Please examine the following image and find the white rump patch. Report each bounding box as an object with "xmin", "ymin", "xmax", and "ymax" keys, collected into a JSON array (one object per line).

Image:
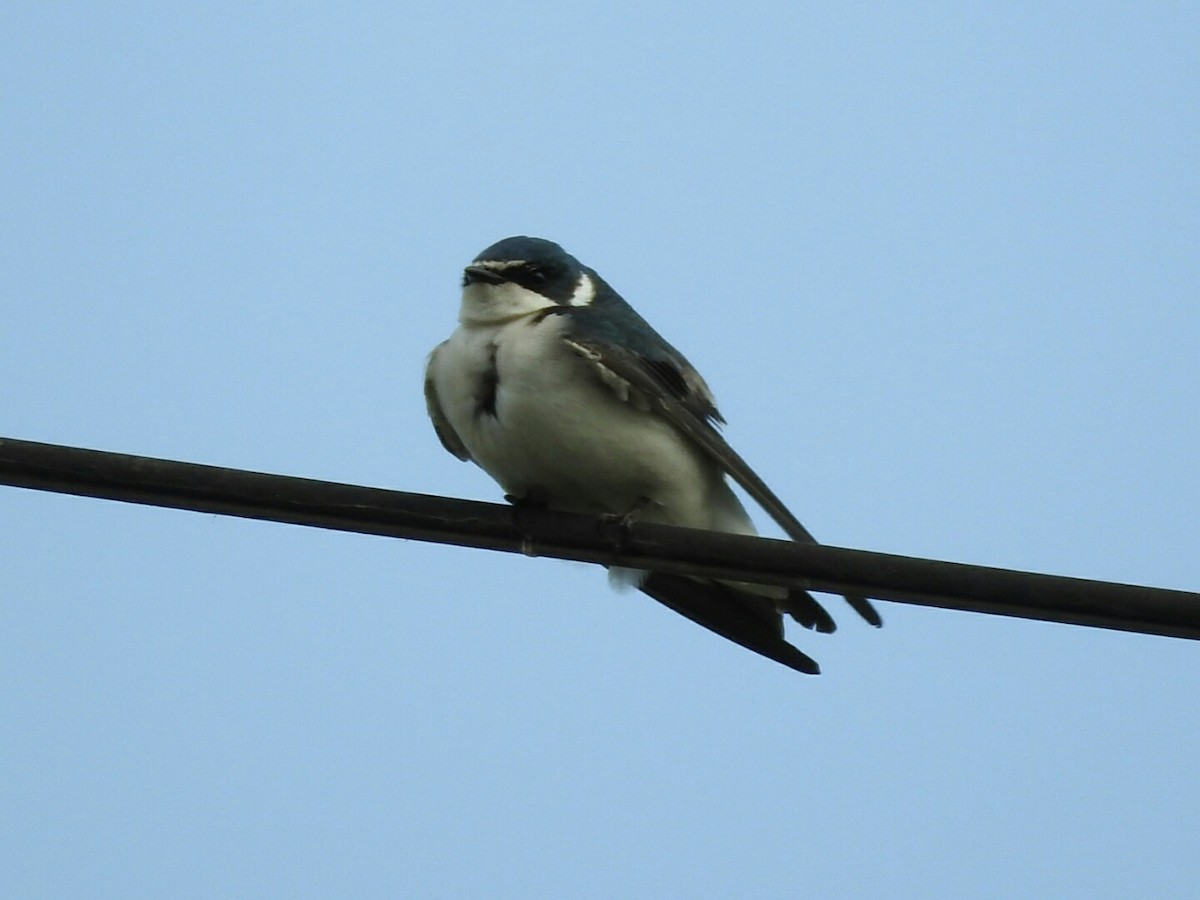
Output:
[{"xmin": 608, "ymin": 566, "xmax": 649, "ymax": 592}]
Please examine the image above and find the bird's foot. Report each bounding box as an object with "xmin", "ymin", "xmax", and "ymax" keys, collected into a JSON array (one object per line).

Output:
[
  {"xmin": 597, "ymin": 496, "xmax": 653, "ymax": 557},
  {"xmin": 505, "ymin": 493, "xmax": 548, "ymax": 556}
]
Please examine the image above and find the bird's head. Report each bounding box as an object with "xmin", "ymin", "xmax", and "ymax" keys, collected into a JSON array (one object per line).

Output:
[{"xmin": 459, "ymin": 236, "xmax": 597, "ymax": 324}]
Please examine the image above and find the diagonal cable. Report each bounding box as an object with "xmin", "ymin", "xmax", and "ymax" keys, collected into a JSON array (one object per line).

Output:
[{"xmin": 1, "ymin": 436, "xmax": 1196, "ymax": 639}]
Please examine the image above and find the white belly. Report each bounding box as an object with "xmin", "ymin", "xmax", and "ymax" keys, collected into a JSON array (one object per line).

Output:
[{"xmin": 429, "ymin": 313, "xmax": 755, "ymax": 534}]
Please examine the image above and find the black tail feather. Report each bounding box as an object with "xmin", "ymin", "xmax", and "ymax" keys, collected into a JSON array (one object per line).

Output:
[
  {"xmin": 782, "ymin": 588, "xmax": 838, "ymax": 633},
  {"xmin": 845, "ymin": 593, "xmax": 883, "ymax": 628},
  {"xmin": 640, "ymin": 573, "xmax": 821, "ymax": 675}
]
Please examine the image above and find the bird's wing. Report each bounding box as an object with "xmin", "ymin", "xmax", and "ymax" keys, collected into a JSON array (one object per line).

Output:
[
  {"xmin": 424, "ymin": 343, "xmax": 473, "ymax": 462},
  {"xmin": 561, "ymin": 314, "xmax": 882, "ymax": 628}
]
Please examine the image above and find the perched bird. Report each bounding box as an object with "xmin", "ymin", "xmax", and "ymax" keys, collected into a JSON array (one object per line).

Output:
[{"xmin": 424, "ymin": 236, "xmax": 880, "ymax": 674}]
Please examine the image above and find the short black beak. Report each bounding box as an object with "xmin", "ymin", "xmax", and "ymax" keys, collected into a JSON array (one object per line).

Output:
[{"xmin": 462, "ymin": 264, "xmax": 505, "ymax": 286}]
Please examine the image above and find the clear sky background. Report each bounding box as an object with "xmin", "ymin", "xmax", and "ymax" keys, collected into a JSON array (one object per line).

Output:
[{"xmin": 2, "ymin": 4, "xmax": 1197, "ymax": 898}]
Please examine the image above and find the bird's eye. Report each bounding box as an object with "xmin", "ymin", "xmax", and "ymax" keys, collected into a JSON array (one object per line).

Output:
[{"xmin": 526, "ymin": 265, "xmax": 549, "ymax": 284}]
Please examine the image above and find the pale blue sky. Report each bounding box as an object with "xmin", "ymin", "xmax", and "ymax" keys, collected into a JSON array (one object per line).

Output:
[{"xmin": 2, "ymin": 4, "xmax": 1198, "ymax": 897}]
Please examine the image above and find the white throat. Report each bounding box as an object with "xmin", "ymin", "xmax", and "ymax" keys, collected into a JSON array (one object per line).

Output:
[{"xmin": 458, "ymin": 282, "xmax": 556, "ymax": 326}]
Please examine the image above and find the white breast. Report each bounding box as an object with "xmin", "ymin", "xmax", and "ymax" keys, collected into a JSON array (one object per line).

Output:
[{"xmin": 427, "ymin": 312, "xmax": 755, "ymax": 535}]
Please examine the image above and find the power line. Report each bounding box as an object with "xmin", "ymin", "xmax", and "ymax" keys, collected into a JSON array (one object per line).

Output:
[{"xmin": 1, "ymin": 435, "xmax": 1197, "ymax": 640}]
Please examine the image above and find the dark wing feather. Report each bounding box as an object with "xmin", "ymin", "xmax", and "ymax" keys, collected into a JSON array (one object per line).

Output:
[{"xmin": 562, "ymin": 299, "xmax": 882, "ymax": 629}]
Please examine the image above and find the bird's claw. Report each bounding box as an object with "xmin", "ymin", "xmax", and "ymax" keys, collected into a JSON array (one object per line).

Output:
[
  {"xmin": 505, "ymin": 493, "xmax": 548, "ymax": 556},
  {"xmin": 597, "ymin": 497, "xmax": 653, "ymax": 556}
]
